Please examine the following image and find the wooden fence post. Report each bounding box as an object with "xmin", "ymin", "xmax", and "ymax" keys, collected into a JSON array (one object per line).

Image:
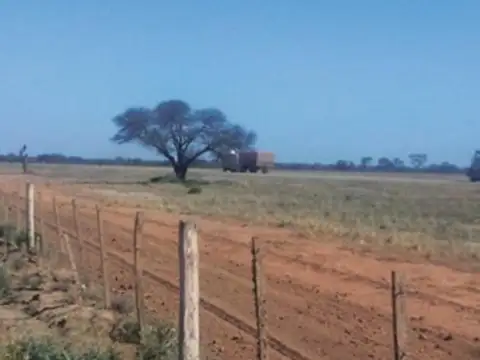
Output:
[
  {"xmin": 133, "ymin": 212, "xmax": 146, "ymax": 335},
  {"xmin": 3, "ymin": 193, "xmax": 9, "ymax": 224},
  {"xmin": 4, "ymin": 194, "xmax": 10, "ymax": 256},
  {"xmin": 63, "ymin": 233, "xmax": 82, "ymax": 304},
  {"xmin": 52, "ymin": 196, "xmax": 65, "ymax": 253},
  {"xmin": 71, "ymin": 199, "xmax": 84, "ymax": 268},
  {"xmin": 0, "ymin": 191, "xmax": 6, "ymax": 224},
  {"xmin": 178, "ymin": 220, "xmax": 200, "ymax": 360},
  {"xmin": 15, "ymin": 190, "xmax": 21, "ymax": 231},
  {"xmin": 251, "ymin": 237, "xmax": 269, "ymax": 360},
  {"xmin": 36, "ymin": 192, "xmax": 45, "ymax": 256},
  {"xmin": 26, "ymin": 182, "xmax": 35, "ymax": 251},
  {"xmin": 0, "ymin": 192, "xmax": 8, "ymax": 257},
  {"xmin": 391, "ymin": 271, "xmax": 407, "ymax": 360},
  {"xmin": 96, "ymin": 205, "xmax": 111, "ymax": 309}
]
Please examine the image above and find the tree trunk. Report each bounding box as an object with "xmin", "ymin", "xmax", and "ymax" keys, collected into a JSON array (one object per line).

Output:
[{"xmin": 174, "ymin": 164, "xmax": 188, "ymax": 181}]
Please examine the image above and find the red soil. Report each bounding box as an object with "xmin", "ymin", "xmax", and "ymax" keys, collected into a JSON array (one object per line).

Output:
[{"xmin": 2, "ymin": 178, "xmax": 479, "ymax": 360}]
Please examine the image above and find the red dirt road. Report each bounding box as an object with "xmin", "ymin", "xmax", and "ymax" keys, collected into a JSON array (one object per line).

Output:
[{"xmin": 3, "ymin": 180, "xmax": 480, "ymax": 360}]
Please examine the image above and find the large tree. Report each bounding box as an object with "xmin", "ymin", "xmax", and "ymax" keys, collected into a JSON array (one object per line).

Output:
[{"xmin": 111, "ymin": 99, "xmax": 257, "ymax": 180}]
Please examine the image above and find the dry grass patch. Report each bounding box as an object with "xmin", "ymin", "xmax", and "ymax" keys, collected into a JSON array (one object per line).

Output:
[
  {"xmin": 5, "ymin": 163, "xmax": 480, "ymax": 257},
  {"xmin": 111, "ymin": 294, "xmax": 134, "ymax": 314},
  {"xmin": 77, "ymin": 171, "xmax": 480, "ymax": 255}
]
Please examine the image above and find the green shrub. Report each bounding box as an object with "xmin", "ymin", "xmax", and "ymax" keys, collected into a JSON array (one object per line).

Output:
[
  {"xmin": 0, "ymin": 223, "xmax": 16, "ymax": 243},
  {"xmin": 0, "ymin": 337, "xmax": 121, "ymax": 359},
  {"xmin": 110, "ymin": 294, "xmax": 134, "ymax": 315},
  {"xmin": 139, "ymin": 321, "xmax": 177, "ymax": 360},
  {"xmin": 0, "ymin": 265, "xmax": 11, "ymax": 298},
  {"xmin": 110, "ymin": 317, "xmax": 177, "ymax": 360},
  {"xmin": 13, "ymin": 230, "xmax": 29, "ymax": 248}
]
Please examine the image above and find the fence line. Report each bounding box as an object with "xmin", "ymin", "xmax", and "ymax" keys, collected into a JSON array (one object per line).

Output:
[{"xmin": 0, "ymin": 184, "xmax": 412, "ymax": 360}]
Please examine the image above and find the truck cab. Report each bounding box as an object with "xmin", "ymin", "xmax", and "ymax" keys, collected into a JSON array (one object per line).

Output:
[{"xmin": 221, "ymin": 150, "xmax": 240, "ymax": 172}]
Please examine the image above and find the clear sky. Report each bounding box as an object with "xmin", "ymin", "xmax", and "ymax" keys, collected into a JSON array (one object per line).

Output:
[{"xmin": 0, "ymin": 1, "xmax": 479, "ymax": 165}]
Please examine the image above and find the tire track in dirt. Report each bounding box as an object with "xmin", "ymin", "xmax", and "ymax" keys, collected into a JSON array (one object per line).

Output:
[
  {"xmin": 32, "ymin": 182, "xmax": 480, "ymax": 311},
  {"xmin": 57, "ymin": 232, "xmax": 259, "ymax": 360},
  {"xmin": 94, "ymin": 208, "xmax": 480, "ymax": 316},
  {"xmin": 79, "ymin": 208, "xmax": 480, "ymax": 318},
  {"xmin": 148, "ymin": 217, "xmax": 480, "ymax": 312},
  {"xmin": 40, "ymin": 207, "xmax": 314, "ymax": 360},
  {"xmin": 68, "ymin": 207, "xmax": 478, "ymax": 360},
  {"xmin": 45, "ymin": 208, "xmax": 480, "ymax": 360},
  {"xmin": 37, "ymin": 199, "xmax": 391, "ymax": 359},
  {"xmin": 97, "ymin": 218, "xmax": 395, "ymax": 359}
]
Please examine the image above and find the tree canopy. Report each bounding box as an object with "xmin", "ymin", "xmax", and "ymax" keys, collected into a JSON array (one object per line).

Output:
[{"xmin": 110, "ymin": 99, "xmax": 257, "ymax": 180}]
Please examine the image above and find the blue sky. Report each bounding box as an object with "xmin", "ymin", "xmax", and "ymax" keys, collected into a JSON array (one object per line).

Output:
[{"xmin": 0, "ymin": 1, "xmax": 479, "ymax": 165}]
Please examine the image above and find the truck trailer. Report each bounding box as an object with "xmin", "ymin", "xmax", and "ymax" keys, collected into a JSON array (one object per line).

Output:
[{"xmin": 221, "ymin": 150, "xmax": 275, "ymax": 173}]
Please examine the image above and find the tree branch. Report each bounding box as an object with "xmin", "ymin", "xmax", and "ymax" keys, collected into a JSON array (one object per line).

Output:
[{"xmin": 185, "ymin": 146, "xmax": 211, "ymax": 167}]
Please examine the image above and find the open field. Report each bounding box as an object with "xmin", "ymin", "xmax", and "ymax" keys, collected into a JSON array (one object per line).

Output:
[
  {"xmin": 0, "ymin": 165, "xmax": 479, "ymax": 359},
  {"xmin": 4, "ymin": 163, "xmax": 479, "ymax": 258}
]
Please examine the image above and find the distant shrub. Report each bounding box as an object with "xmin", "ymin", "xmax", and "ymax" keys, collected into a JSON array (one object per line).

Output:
[{"xmin": 187, "ymin": 186, "xmax": 202, "ymax": 195}]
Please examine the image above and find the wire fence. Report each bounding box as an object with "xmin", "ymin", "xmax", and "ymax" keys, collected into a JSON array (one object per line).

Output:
[{"xmin": 0, "ymin": 181, "xmax": 410, "ymax": 360}]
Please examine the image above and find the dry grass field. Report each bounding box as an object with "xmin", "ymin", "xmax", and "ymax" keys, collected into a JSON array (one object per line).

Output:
[
  {"xmin": 4, "ymin": 162, "xmax": 479, "ymax": 259},
  {"xmin": 1, "ymin": 163, "xmax": 480, "ymax": 360}
]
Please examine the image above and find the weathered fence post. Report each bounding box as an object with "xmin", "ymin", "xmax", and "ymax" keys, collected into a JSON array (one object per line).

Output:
[
  {"xmin": 0, "ymin": 191, "xmax": 5, "ymax": 224},
  {"xmin": 3, "ymin": 192, "xmax": 9, "ymax": 224},
  {"xmin": 36, "ymin": 192, "xmax": 45, "ymax": 256},
  {"xmin": 71, "ymin": 199, "xmax": 84, "ymax": 268},
  {"xmin": 0, "ymin": 191, "xmax": 8, "ymax": 257},
  {"xmin": 52, "ymin": 196, "xmax": 65, "ymax": 253},
  {"xmin": 63, "ymin": 233, "xmax": 82, "ymax": 304},
  {"xmin": 251, "ymin": 237, "xmax": 269, "ymax": 360},
  {"xmin": 391, "ymin": 271, "xmax": 408, "ymax": 360},
  {"xmin": 96, "ymin": 205, "xmax": 111, "ymax": 309},
  {"xmin": 15, "ymin": 189, "xmax": 21, "ymax": 231},
  {"xmin": 3, "ymin": 193, "xmax": 10, "ymax": 256},
  {"xmin": 26, "ymin": 182, "xmax": 35, "ymax": 251},
  {"xmin": 133, "ymin": 211, "xmax": 146, "ymax": 335},
  {"xmin": 178, "ymin": 220, "xmax": 200, "ymax": 360}
]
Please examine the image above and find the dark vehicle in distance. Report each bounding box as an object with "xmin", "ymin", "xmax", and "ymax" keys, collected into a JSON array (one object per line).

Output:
[{"xmin": 467, "ymin": 150, "xmax": 480, "ymax": 182}]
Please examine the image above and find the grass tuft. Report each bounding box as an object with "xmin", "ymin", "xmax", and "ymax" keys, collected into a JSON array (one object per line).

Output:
[
  {"xmin": 110, "ymin": 294, "xmax": 134, "ymax": 314},
  {"xmin": 0, "ymin": 337, "xmax": 121, "ymax": 360},
  {"xmin": 110, "ymin": 317, "xmax": 177, "ymax": 359},
  {"xmin": 0, "ymin": 265, "xmax": 11, "ymax": 299}
]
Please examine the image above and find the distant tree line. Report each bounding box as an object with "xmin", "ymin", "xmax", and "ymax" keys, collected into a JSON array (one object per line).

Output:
[{"xmin": 0, "ymin": 151, "xmax": 468, "ymax": 174}]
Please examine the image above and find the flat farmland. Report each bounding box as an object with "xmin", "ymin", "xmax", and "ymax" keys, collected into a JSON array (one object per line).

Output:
[
  {"xmin": 8, "ymin": 163, "xmax": 480, "ymax": 255},
  {"xmin": 0, "ymin": 164, "xmax": 479, "ymax": 360}
]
